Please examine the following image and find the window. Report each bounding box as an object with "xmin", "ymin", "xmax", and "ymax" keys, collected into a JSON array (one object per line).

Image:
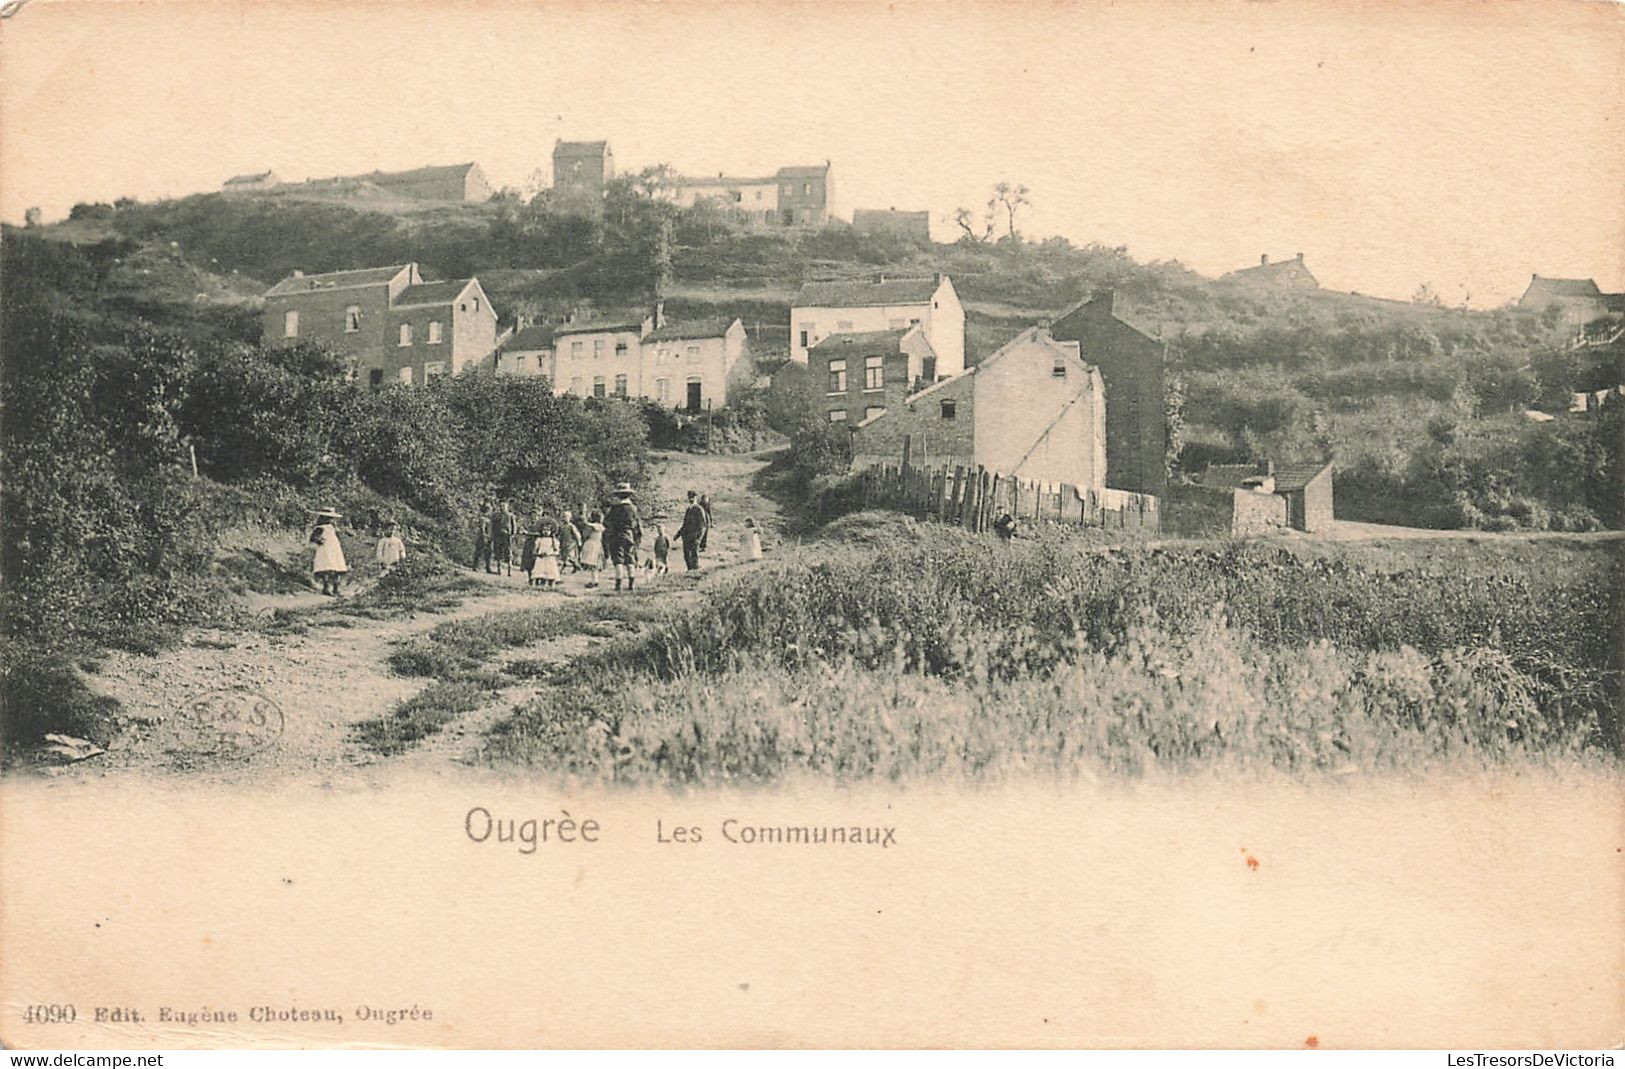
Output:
[
  {"xmin": 571, "ymin": 341, "xmax": 583, "ymax": 357},
  {"xmin": 368, "ymin": 368, "xmax": 384, "ymax": 389},
  {"xmin": 909, "ymin": 318, "xmax": 920, "ymax": 327},
  {"xmin": 827, "ymin": 359, "xmax": 847, "ymax": 394},
  {"xmin": 828, "ymin": 409, "xmax": 847, "ymax": 423},
  {"xmin": 459, "ymin": 303, "xmax": 467, "ymax": 312},
  {"xmin": 932, "ymin": 301, "xmax": 939, "ymax": 309},
  {"xmin": 656, "ymin": 378, "xmax": 670, "ymax": 401},
  {"xmin": 798, "ymin": 323, "xmax": 813, "ymax": 348},
  {"xmin": 686, "ymin": 344, "xmax": 699, "ymax": 357},
  {"xmin": 754, "ymin": 190, "xmax": 762, "ymax": 201},
  {"xmin": 864, "ymin": 355, "xmax": 884, "ymax": 390},
  {"xmin": 592, "ymin": 375, "xmax": 606, "ymax": 398},
  {"xmin": 940, "ymin": 400, "xmax": 957, "ymax": 420},
  {"xmin": 424, "ymin": 361, "xmax": 446, "ymax": 380},
  {"xmin": 593, "ymin": 339, "xmax": 605, "ymax": 358},
  {"xmin": 399, "ymin": 367, "xmax": 413, "ymax": 384},
  {"xmin": 865, "ymin": 406, "xmax": 885, "ymax": 422},
  {"xmin": 615, "ymin": 340, "xmax": 628, "ymax": 357},
  {"xmin": 472, "ymin": 297, "xmax": 480, "ymax": 311},
  {"xmin": 283, "ymin": 310, "xmax": 299, "ymax": 338},
  {"xmin": 428, "ymin": 321, "xmax": 443, "ymax": 344},
  {"xmin": 1052, "ymin": 356, "xmax": 1067, "ymax": 379},
  {"xmin": 345, "ymin": 306, "xmax": 360, "ymax": 332},
  {"xmin": 570, "ymin": 376, "xmax": 583, "ymax": 396},
  {"xmin": 614, "ymin": 373, "xmax": 628, "ymax": 397},
  {"xmin": 782, "ymin": 184, "xmax": 793, "ymax": 197},
  {"xmin": 514, "ymin": 354, "xmax": 528, "ymax": 371},
  {"xmin": 803, "ymin": 182, "xmax": 812, "ymax": 195},
  {"xmin": 398, "ymin": 323, "xmax": 413, "ymax": 347},
  {"xmin": 731, "ymin": 191, "xmax": 742, "ymax": 203}
]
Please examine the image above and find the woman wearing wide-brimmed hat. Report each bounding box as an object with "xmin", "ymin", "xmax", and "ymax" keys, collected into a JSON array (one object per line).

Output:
[
  {"xmin": 601, "ymin": 483, "xmax": 643, "ymax": 593},
  {"xmin": 309, "ymin": 508, "xmax": 349, "ymax": 596}
]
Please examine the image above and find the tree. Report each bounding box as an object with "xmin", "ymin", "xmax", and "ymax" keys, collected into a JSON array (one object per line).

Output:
[
  {"xmin": 953, "ymin": 180, "xmax": 1032, "ymax": 244},
  {"xmin": 1412, "ymin": 282, "xmax": 1444, "ymax": 307},
  {"xmin": 952, "ymin": 204, "xmax": 995, "ymax": 244},
  {"xmin": 991, "ymin": 181, "xmax": 1031, "ymax": 242},
  {"xmin": 23, "ymin": 207, "xmax": 41, "ymax": 228}
]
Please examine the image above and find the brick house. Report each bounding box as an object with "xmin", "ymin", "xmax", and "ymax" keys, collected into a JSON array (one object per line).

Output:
[
  {"xmin": 1222, "ymin": 252, "xmax": 1319, "ymax": 290},
  {"xmin": 852, "ymin": 327, "xmax": 1106, "ymax": 493},
  {"xmin": 263, "ymin": 263, "xmax": 498, "ymax": 386},
  {"xmin": 775, "ymin": 163, "xmax": 834, "ymax": 225},
  {"xmin": 1048, "ymin": 289, "xmax": 1167, "ymax": 496},
  {"xmin": 790, "ymin": 274, "xmax": 964, "ymax": 378},
  {"xmin": 1199, "ymin": 459, "xmax": 1335, "ymax": 533},
  {"xmin": 222, "ymin": 170, "xmax": 279, "ymax": 193},
  {"xmin": 1518, "ymin": 276, "xmax": 1625, "ymax": 329},
  {"xmin": 808, "ymin": 326, "xmax": 937, "ymax": 429},
  {"xmin": 852, "ymin": 208, "xmax": 931, "ymax": 242},
  {"xmin": 540, "ymin": 308, "xmax": 751, "ymax": 411},
  {"xmin": 553, "ymin": 140, "xmax": 614, "ymax": 200}
]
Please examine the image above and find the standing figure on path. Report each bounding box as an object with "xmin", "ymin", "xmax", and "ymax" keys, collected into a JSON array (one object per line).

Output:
[
  {"xmin": 489, "ymin": 500, "xmax": 518, "ymax": 576},
  {"xmin": 519, "ymin": 510, "xmax": 545, "ymax": 584},
  {"xmin": 676, "ymin": 490, "xmax": 707, "ymax": 574},
  {"xmin": 309, "ymin": 508, "xmax": 348, "ymax": 596},
  {"xmin": 698, "ymin": 493, "xmax": 713, "ymax": 551},
  {"xmin": 602, "ymin": 483, "xmax": 644, "ymax": 593},
  {"xmin": 374, "ymin": 523, "xmax": 407, "ymax": 577},
  {"xmin": 578, "ymin": 510, "xmax": 606, "ymax": 588},
  {"xmin": 471, "ymin": 498, "xmax": 494, "ymax": 572},
  {"xmin": 738, "ymin": 517, "xmax": 763, "ymax": 561},
  {"xmin": 557, "ymin": 509, "xmax": 581, "ymax": 573},
  {"xmin": 652, "ymin": 524, "xmax": 671, "ymax": 575},
  {"xmin": 529, "ymin": 522, "xmax": 562, "ymax": 588}
]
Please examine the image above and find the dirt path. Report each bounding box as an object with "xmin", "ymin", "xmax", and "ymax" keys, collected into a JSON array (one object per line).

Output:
[{"xmin": 62, "ymin": 449, "xmax": 790, "ymax": 783}]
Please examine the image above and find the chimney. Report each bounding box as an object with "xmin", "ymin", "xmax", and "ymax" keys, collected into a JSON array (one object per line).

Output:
[
  {"xmin": 1296, "ymin": 252, "xmax": 1304, "ymax": 264},
  {"xmin": 1257, "ymin": 459, "xmax": 1275, "ymax": 477},
  {"xmin": 1088, "ymin": 288, "xmax": 1116, "ymax": 317},
  {"xmin": 1260, "ymin": 253, "xmax": 1270, "ymax": 267},
  {"xmin": 653, "ymin": 299, "xmax": 666, "ymax": 329}
]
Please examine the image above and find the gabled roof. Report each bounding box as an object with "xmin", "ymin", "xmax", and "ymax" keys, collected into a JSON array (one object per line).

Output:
[
  {"xmin": 554, "ymin": 140, "xmax": 610, "ymax": 157},
  {"xmin": 1224, "ymin": 256, "xmax": 1317, "ymax": 284},
  {"xmin": 506, "ymin": 325, "xmax": 558, "ymax": 351},
  {"xmin": 394, "ymin": 279, "xmax": 476, "ymax": 308},
  {"xmin": 894, "ymin": 327, "xmax": 1080, "ymax": 408},
  {"xmin": 793, "ymin": 276, "xmax": 943, "ymax": 308},
  {"xmin": 552, "ymin": 317, "xmax": 644, "ymax": 338},
  {"xmin": 673, "ymin": 174, "xmax": 776, "ymax": 188},
  {"xmin": 808, "ymin": 328, "xmax": 912, "ymax": 354},
  {"xmin": 646, "ymin": 318, "xmax": 737, "ymax": 343},
  {"xmin": 224, "ymin": 170, "xmax": 275, "ymax": 186},
  {"xmin": 1198, "ymin": 463, "xmax": 1266, "ymax": 489},
  {"xmin": 1199, "ymin": 460, "xmax": 1331, "ymax": 492},
  {"xmin": 777, "ymin": 164, "xmax": 830, "ymax": 178},
  {"xmin": 265, "ymin": 264, "xmax": 411, "ymax": 298},
  {"xmin": 368, "ymin": 162, "xmax": 481, "ymax": 187},
  {"xmin": 1525, "ymin": 276, "xmax": 1605, "ymax": 299},
  {"xmin": 852, "ymin": 208, "xmax": 929, "ymax": 222},
  {"xmin": 1272, "ymin": 460, "xmax": 1333, "ymax": 492}
]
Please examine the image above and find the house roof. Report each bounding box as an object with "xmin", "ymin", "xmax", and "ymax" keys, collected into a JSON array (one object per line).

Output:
[
  {"xmin": 1198, "ymin": 463, "xmax": 1266, "ymax": 489},
  {"xmin": 265, "ymin": 264, "xmax": 411, "ymax": 298},
  {"xmin": 1525, "ymin": 276, "xmax": 1605, "ymax": 299},
  {"xmin": 777, "ymin": 164, "xmax": 830, "ymax": 178},
  {"xmin": 506, "ymin": 325, "xmax": 558, "ymax": 351},
  {"xmin": 793, "ymin": 276, "xmax": 942, "ymax": 308},
  {"xmin": 1199, "ymin": 460, "xmax": 1331, "ymax": 492},
  {"xmin": 554, "ymin": 140, "xmax": 610, "ymax": 157},
  {"xmin": 1272, "ymin": 460, "xmax": 1333, "ymax": 492},
  {"xmin": 552, "ymin": 317, "xmax": 644, "ymax": 338},
  {"xmin": 1224, "ymin": 256, "xmax": 1317, "ymax": 284},
  {"xmin": 367, "ymin": 162, "xmax": 480, "ymax": 187},
  {"xmin": 394, "ymin": 279, "xmax": 476, "ymax": 308},
  {"xmin": 808, "ymin": 328, "xmax": 912, "ymax": 354},
  {"xmin": 673, "ymin": 174, "xmax": 775, "ymax": 188},
  {"xmin": 891, "ymin": 327, "xmax": 1078, "ymax": 410},
  {"xmin": 646, "ymin": 318, "xmax": 736, "ymax": 342},
  {"xmin": 224, "ymin": 170, "xmax": 275, "ymax": 186},
  {"xmin": 853, "ymin": 208, "xmax": 928, "ymax": 221}
]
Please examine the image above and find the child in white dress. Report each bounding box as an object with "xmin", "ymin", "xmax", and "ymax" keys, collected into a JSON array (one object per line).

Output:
[
  {"xmin": 310, "ymin": 508, "xmax": 348, "ymax": 596},
  {"xmin": 530, "ymin": 525, "xmax": 561, "ymax": 588},
  {"xmin": 738, "ymin": 517, "xmax": 763, "ymax": 561}
]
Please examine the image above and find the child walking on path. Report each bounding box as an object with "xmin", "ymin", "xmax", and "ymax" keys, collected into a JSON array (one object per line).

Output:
[
  {"xmin": 374, "ymin": 523, "xmax": 406, "ymax": 576},
  {"xmin": 738, "ymin": 516, "xmax": 763, "ymax": 562},
  {"xmin": 652, "ymin": 524, "xmax": 671, "ymax": 574},
  {"xmin": 309, "ymin": 508, "xmax": 349, "ymax": 596},
  {"xmin": 578, "ymin": 510, "xmax": 606, "ymax": 588},
  {"xmin": 528, "ymin": 523, "xmax": 561, "ymax": 588}
]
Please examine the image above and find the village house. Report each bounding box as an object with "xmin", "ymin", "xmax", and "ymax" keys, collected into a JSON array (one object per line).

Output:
[
  {"xmin": 553, "ymin": 140, "xmax": 615, "ymax": 201},
  {"xmin": 852, "ymin": 208, "xmax": 931, "ymax": 242},
  {"xmin": 809, "ymin": 327, "xmax": 938, "ymax": 429},
  {"xmin": 1048, "ymin": 289, "xmax": 1168, "ymax": 496},
  {"xmin": 790, "ymin": 274, "xmax": 964, "ymax": 378},
  {"xmin": 659, "ymin": 162, "xmax": 834, "ymax": 227},
  {"xmin": 518, "ymin": 306, "xmax": 751, "ymax": 411},
  {"xmin": 1222, "ymin": 252, "xmax": 1319, "ymax": 290},
  {"xmin": 221, "ymin": 170, "xmax": 279, "ymax": 194},
  {"xmin": 851, "ymin": 327, "xmax": 1107, "ymax": 493},
  {"xmin": 775, "ymin": 163, "xmax": 834, "ymax": 226},
  {"xmin": 1518, "ymin": 275, "xmax": 1625, "ymax": 329},
  {"xmin": 1198, "ymin": 459, "xmax": 1335, "ymax": 534},
  {"xmin": 262, "ymin": 263, "xmax": 498, "ymax": 386}
]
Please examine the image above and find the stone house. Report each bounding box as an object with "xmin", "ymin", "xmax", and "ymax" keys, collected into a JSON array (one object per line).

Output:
[
  {"xmin": 790, "ymin": 274, "xmax": 964, "ymax": 378},
  {"xmin": 775, "ymin": 163, "xmax": 834, "ymax": 225},
  {"xmin": 553, "ymin": 140, "xmax": 615, "ymax": 200},
  {"xmin": 665, "ymin": 174, "xmax": 781, "ymax": 225},
  {"xmin": 852, "ymin": 208, "xmax": 931, "ymax": 242},
  {"xmin": 1048, "ymin": 289, "xmax": 1167, "ymax": 496},
  {"xmin": 537, "ymin": 308, "xmax": 751, "ymax": 411},
  {"xmin": 808, "ymin": 326, "xmax": 937, "ymax": 429},
  {"xmin": 852, "ymin": 327, "xmax": 1107, "ymax": 494},
  {"xmin": 1222, "ymin": 252, "xmax": 1319, "ymax": 290},
  {"xmin": 263, "ymin": 263, "xmax": 498, "ymax": 386},
  {"xmin": 1518, "ymin": 276, "xmax": 1625, "ymax": 329},
  {"xmin": 1199, "ymin": 459, "xmax": 1335, "ymax": 533},
  {"xmin": 496, "ymin": 323, "xmax": 558, "ymax": 379},
  {"xmin": 222, "ymin": 170, "xmax": 279, "ymax": 193}
]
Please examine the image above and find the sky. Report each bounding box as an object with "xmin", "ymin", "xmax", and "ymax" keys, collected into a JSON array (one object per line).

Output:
[{"xmin": 2, "ymin": 0, "xmax": 1622, "ymax": 304}]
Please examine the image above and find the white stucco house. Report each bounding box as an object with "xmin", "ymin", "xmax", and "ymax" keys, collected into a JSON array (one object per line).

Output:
[{"xmin": 789, "ymin": 274, "xmax": 964, "ymax": 378}]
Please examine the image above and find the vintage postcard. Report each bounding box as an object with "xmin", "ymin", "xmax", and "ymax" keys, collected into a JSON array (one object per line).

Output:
[{"xmin": 1, "ymin": 0, "xmax": 1621, "ymax": 1052}]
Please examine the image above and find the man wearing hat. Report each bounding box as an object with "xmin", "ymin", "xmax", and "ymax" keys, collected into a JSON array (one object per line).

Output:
[
  {"xmin": 309, "ymin": 508, "xmax": 348, "ymax": 596},
  {"xmin": 602, "ymin": 483, "xmax": 643, "ymax": 593}
]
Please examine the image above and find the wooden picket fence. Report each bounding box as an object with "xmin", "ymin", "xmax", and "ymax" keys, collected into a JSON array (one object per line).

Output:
[{"xmin": 856, "ymin": 441, "xmax": 1158, "ymax": 534}]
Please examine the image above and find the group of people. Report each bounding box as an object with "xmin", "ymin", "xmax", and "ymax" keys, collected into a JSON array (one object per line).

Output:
[{"xmin": 307, "ymin": 508, "xmax": 407, "ymax": 597}]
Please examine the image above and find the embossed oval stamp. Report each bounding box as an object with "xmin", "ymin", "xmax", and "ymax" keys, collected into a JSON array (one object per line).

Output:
[{"xmin": 170, "ymin": 688, "xmax": 285, "ymax": 758}]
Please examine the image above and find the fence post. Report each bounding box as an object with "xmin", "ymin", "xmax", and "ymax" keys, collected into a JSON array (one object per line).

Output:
[
  {"xmin": 965, "ymin": 465, "xmax": 982, "ymax": 531},
  {"xmin": 950, "ymin": 466, "xmax": 966, "ymax": 525},
  {"xmin": 989, "ymin": 474, "xmax": 1001, "ymax": 528},
  {"xmin": 901, "ymin": 434, "xmax": 913, "ymax": 478}
]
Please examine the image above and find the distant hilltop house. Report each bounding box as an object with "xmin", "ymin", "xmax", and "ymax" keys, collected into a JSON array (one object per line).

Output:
[
  {"xmin": 790, "ymin": 273, "xmax": 964, "ymax": 377},
  {"xmin": 552, "ymin": 140, "xmax": 615, "ymax": 200},
  {"xmin": 288, "ymin": 163, "xmax": 494, "ymax": 203},
  {"xmin": 222, "ymin": 170, "xmax": 280, "ymax": 193},
  {"xmin": 1518, "ymin": 275, "xmax": 1625, "ymax": 329},
  {"xmin": 1197, "ymin": 459, "xmax": 1335, "ymax": 535},
  {"xmin": 809, "ymin": 327, "xmax": 939, "ymax": 430},
  {"xmin": 661, "ymin": 162, "xmax": 835, "ymax": 227},
  {"xmin": 1223, "ymin": 252, "xmax": 1319, "ymax": 290},
  {"xmin": 851, "ymin": 208, "xmax": 930, "ymax": 242},
  {"xmin": 496, "ymin": 303, "xmax": 752, "ymax": 412},
  {"xmin": 1048, "ymin": 290, "xmax": 1167, "ymax": 497},
  {"xmin": 851, "ymin": 326, "xmax": 1107, "ymax": 495},
  {"xmin": 263, "ymin": 263, "xmax": 498, "ymax": 386}
]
